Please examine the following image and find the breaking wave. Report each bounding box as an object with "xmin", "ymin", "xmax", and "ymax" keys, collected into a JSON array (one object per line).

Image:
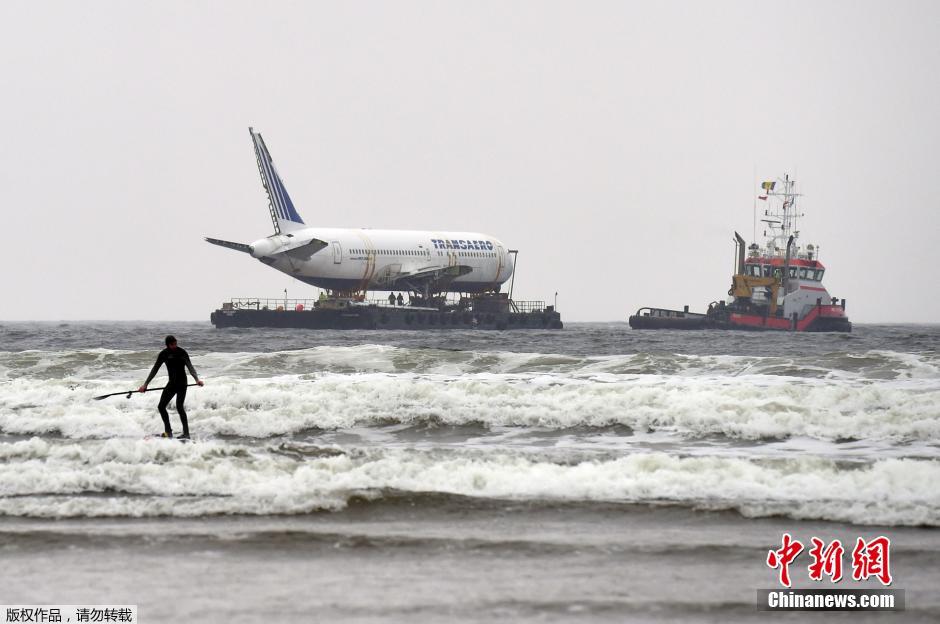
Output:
[
  {"xmin": 2, "ymin": 369, "xmax": 938, "ymax": 442},
  {"xmin": 0, "ymin": 438, "xmax": 936, "ymax": 526},
  {"xmin": 1, "ymin": 345, "xmax": 938, "ymax": 380},
  {"xmin": 2, "ymin": 342, "xmax": 938, "ymax": 527}
]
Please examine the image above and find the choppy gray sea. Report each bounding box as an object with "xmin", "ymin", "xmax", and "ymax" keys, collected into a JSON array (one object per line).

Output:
[{"xmin": 1, "ymin": 322, "xmax": 938, "ymax": 622}]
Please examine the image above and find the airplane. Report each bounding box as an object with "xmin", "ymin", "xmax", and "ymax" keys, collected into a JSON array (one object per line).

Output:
[{"xmin": 206, "ymin": 128, "xmax": 514, "ymax": 296}]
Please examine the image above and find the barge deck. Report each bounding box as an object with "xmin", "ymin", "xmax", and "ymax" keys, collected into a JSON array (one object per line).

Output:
[{"xmin": 211, "ymin": 294, "xmax": 563, "ymax": 330}]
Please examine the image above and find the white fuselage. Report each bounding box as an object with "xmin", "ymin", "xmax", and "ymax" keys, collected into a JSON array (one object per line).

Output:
[{"xmin": 251, "ymin": 227, "xmax": 514, "ymax": 293}]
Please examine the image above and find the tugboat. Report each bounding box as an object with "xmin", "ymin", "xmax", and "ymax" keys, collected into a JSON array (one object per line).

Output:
[{"xmin": 629, "ymin": 175, "xmax": 851, "ymax": 332}]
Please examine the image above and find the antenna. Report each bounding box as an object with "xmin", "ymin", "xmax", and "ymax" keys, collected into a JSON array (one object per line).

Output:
[{"xmin": 752, "ymin": 163, "xmax": 757, "ymax": 243}]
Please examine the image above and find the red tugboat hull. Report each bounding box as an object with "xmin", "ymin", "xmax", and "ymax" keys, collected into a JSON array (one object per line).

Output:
[
  {"xmin": 728, "ymin": 304, "xmax": 851, "ymax": 332},
  {"xmin": 629, "ymin": 304, "xmax": 851, "ymax": 332}
]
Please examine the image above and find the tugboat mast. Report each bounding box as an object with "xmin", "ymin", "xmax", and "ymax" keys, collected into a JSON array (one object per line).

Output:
[{"xmin": 759, "ymin": 174, "xmax": 804, "ymax": 257}]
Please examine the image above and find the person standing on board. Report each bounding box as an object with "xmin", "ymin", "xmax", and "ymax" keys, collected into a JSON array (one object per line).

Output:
[{"xmin": 139, "ymin": 335, "xmax": 203, "ymax": 439}]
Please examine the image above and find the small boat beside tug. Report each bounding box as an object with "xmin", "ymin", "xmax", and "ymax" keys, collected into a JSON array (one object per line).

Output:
[{"xmin": 629, "ymin": 175, "xmax": 851, "ymax": 332}]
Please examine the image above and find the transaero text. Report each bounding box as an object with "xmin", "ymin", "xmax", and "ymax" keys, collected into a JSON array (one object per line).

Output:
[{"xmin": 430, "ymin": 239, "xmax": 494, "ymax": 251}]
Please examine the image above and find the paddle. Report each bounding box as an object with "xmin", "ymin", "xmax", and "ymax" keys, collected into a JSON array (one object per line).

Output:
[{"xmin": 93, "ymin": 383, "xmax": 200, "ymax": 401}]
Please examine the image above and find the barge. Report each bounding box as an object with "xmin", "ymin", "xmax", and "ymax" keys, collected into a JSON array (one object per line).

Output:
[{"xmin": 211, "ymin": 293, "xmax": 563, "ymax": 330}]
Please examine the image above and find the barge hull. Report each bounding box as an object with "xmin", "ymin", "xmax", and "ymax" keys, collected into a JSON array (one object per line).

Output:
[{"xmin": 211, "ymin": 306, "xmax": 563, "ymax": 330}]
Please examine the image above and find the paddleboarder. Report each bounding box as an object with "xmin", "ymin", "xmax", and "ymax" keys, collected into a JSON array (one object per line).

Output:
[{"xmin": 139, "ymin": 335, "xmax": 203, "ymax": 439}]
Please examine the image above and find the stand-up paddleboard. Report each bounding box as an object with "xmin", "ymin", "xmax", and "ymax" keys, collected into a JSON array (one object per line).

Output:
[
  {"xmin": 143, "ymin": 433, "xmax": 197, "ymax": 443},
  {"xmin": 95, "ymin": 385, "xmax": 202, "ymax": 443}
]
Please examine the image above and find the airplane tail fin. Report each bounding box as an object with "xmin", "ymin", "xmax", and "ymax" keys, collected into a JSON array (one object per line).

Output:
[{"xmin": 250, "ymin": 127, "xmax": 306, "ymax": 234}]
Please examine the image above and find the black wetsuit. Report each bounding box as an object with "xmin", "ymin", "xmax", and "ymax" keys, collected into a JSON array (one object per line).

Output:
[{"xmin": 144, "ymin": 347, "xmax": 198, "ymax": 437}]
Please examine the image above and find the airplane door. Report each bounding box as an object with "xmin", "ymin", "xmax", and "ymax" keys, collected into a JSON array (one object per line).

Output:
[
  {"xmin": 332, "ymin": 241, "xmax": 342, "ymax": 264},
  {"xmin": 496, "ymin": 245, "xmax": 505, "ymax": 280}
]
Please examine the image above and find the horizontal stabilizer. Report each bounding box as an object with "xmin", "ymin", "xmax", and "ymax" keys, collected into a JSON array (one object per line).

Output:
[
  {"xmin": 205, "ymin": 237, "xmax": 251, "ymax": 254},
  {"xmin": 276, "ymin": 238, "xmax": 329, "ymax": 260}
]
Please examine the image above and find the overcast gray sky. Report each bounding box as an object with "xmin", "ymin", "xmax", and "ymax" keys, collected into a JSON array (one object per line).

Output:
[{"xmin": 1, "ymin": 1, "xmax": 937, "ymax": 323}]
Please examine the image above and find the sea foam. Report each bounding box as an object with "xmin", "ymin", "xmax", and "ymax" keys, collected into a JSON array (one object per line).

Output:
[{"xmin": 0, "ymin": 439, "xmax": 936, "ymax": 526}]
